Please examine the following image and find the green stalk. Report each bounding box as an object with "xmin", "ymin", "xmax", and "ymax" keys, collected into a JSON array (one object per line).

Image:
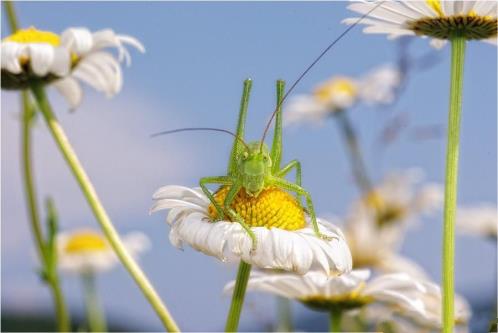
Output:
[
  {"xmin": 334, "ymin": 109, "xmax": 373, "ymax": 195},
  {"xmin": 442, "ymin": 37, "xmax": 466, "ymax": 333},
  {"xmin": 21, "ymin": 92, "xmax": 72, "ymax": 332},
  {"xmin": 29, "ymin": 83, "xmax": 180, "ymax": 332},
  {"xmin": 329, "ymin": 309, "xmax": 342, "ymax": 332},
  {"xmin": 225, "ymin": 261, "xmax": 252, "ymax": 332},
  {"xmin": 81, "ymin": 272, "xmax": 107, "ymax": 332},
  {"xmin": 276, "ymin": 297, "xmax": 293, "ymax": 332},
  {"xmin": 4, "ymin": 2, "xmax": 71, "ymax": 331}
]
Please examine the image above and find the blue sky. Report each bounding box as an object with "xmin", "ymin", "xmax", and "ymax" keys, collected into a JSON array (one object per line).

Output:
[{"xmin": 2, "ymin": 2, "xmax": 496, "ymax": 331}]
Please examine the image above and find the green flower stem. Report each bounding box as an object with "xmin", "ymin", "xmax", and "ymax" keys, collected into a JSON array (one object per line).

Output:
[
  {"xmin": 442, "ymin": 36, "xmax": 466, "ymax": 333},
  {"xmin": 29, "ymin": 83, "xmax": 180, "ymax": 332},
  {"xmin": 22, "ymin": 92, "xmax": 72, "ymax": 333},
  {"xmin": 276, "ymin": 296, "xmax": 293, "ymax": 332},
  {"xmin": 81, "ymin": 272, "xmax": 107, "ymax": 333},
  {"xmin": 225, "ymin": 261, "xmax": 252, "ymax": 332},
  {"xmin": 4, "ymin": 2, "xmax": 72, "ymax": 331},
  {"xmin": 329, "ymin": 309, "xmax": 342, "ymax": 332},
  {"xmin": 334, "ymin": 109, "xmax": 373, "ymax": 195}
]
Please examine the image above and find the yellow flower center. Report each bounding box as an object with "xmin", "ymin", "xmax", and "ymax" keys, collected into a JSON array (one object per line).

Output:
[
  {"xmin": 4, "ymin": 27, "xmax": 61, "ymax": 46},
  {"xmin": 64, "ymin": 231, "xmax": 108, "ymax": 254},
  {"xmin": 208, "ymin": 186, "xmax": 306, "ymax": 230},
  {"xmin": 313, "ymin": 77, "xmax": 357, "ymax": 106},
  {"xmin": 364, "ymin": 191, "xmax": 407, "ymax": 227},
  {"xmin": 302, "ymin": 283, "xmax": 373, "ymax": 311},
  {"xmin": 407, "ymin": 2, "xmax": 497, "ymax": 40}
]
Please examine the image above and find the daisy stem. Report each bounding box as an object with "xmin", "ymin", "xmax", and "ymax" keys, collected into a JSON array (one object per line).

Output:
[
  {"xmin": 442, "ymin": 36, "xmax": 466, "ymax": 333},
  {"xmin": 29, "ymin": 83, "xmax": 180, "ymax": 333},
  {"xmin": 4, "ymin": 2, "xmax": 71, "ymax": 331},
  {"xmin": 21, "ymin": 92, "xmax": 72, "ymax": 333},
  {"xmin": 276, "ymin": 296, "xmax": 293, "ymax": 332},
  {"xmin": 225, "ymin": 261, "xmax": 252, "ymax": 332},
  {"xmin": 329, "ymin": 309, "xmax": 342, "ymax": 332},
  {"xmin": 334, "ymin": 109, "xmax": 373, "ymax": 195},
  {"xmin": 81, "ymin": 271, "xmax": 107, "ymax": 333}
]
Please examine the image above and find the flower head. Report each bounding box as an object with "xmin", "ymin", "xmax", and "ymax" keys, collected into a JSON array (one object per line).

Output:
[
  {"xmin": 225, "ymin": 269, "xmax": 427, "ymax": 314},
  {"xmin": 57, "ymin": 229, "xmax": 149, "ymax": 274},
  {"xmin": 1, "ymin": 26, "xmax": 144, "ymax": 108},
  {"xmin": 284, "ymin": 64, "xmax": 401, "ymax": 125},
  {"xmin": 457, "ymin": 204, "xmax": 497, "ymax": 239},
  {"xmin": 150, "ymin": 185, "xmax": 352, "ymax": 275},
  {"xmin": 344, "ymin": 1, "xmax": 497, "ymax": 48}
]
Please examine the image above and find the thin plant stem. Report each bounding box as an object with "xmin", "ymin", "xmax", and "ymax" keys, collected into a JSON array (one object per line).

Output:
[
  {"xmin": 442, "ymin": 36, "xmax": 466, "ymax": 333},
  {"xmin": 225, "ymin": 261, "xmax": 252, "ymax": 332},
  {"xmin": 4, "ymin": 2, "xmax": 71, "ymax": 331},
  {"xmin": 276, "ymin": 296, "xmax": 293, "ymax": 332},
  {"xmin": 81, "ymin": 271, "xmax": 107, "ymax": 333},
  {"xmin": 29, "ymin": 83, "xmax": 180, "ymax": 332},
  {"xmin": 329, "ymin": 309, "xmax": 342, "ymax": 332},
  {"xmin": 334, "ymin": 109, "xmax": 373, "ymax": 194}
]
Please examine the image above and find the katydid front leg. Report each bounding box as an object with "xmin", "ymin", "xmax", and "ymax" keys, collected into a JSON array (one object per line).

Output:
[
  {"xmin": 223, "ymin": 181, "xmax": 258, "ymax": 251},
  {"xmin": 199, "ymin": 176, "xmax": 233, "ymax": 221},
  {"xmin": 270, "ymin": 177, "xmax": 334, "ymax": 241}
]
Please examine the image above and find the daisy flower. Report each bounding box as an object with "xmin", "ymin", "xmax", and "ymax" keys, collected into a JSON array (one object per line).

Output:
[
  {"xmin": 284, "ymin": 63, "xmax": 402, "ymax": 126},
  {"xmin": 343, "ymin": 213, "xmax": 428, "ymax": 278},
  {"xmin": 1, "ymin": 26, "xmax": 144, "ymax": 108},
  {"xmin": 393, "ymin": 279, "xmax": 471, "ymax": 332},
  {"xmin": 457, "ymin": 204, "xmax": 497, "ymax": 239},
  {"xmin": 151, "ymin": 185, "xmax": 352, "ymax": 275},
  {"xmin": 351, "ymin": 169, "xmax": 443, "ymax": 230},
  {"xmin": 57, "ymin": 229, "xmax": 150, "ymax": 274},
  {"xmin": 225, "ymin": 269, "xmax": 429, "ymax": 330},
  {"xmin": 343, "ymin": 0, "xmax": 497, "ymax": 48}
]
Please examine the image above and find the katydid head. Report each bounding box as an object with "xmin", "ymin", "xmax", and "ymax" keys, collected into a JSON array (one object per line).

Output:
[{"xmin": 238, "ymin": 141, "xmax": 272, "ymax": 197}]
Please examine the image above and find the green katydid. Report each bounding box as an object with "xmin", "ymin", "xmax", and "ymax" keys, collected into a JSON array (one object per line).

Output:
[{"xmin": 153, "ymin": 79, "xmax": 330, "ymax": 251}]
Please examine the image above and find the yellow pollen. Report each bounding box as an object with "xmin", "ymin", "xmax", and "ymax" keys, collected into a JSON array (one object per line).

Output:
[
  {"xmin": 313, "ymin": 77, "xmax": 357, "ymax": 105},
  {"xmin": 426, "ymin": 0, "xmax": 444, "ymax": 17},
  {"xmin": 208, "ymin": 186, "xmax": 306, "ymax": 231},
  {"xmin": 4, "ymin": 27, "xmax": 61, "ymax": 46},
  {"xmin": 64, "ymin": 231, "xmax": 108, "ymax": 254}
]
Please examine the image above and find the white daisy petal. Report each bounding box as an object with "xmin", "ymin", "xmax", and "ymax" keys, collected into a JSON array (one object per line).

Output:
[
  {"xmin": 28, "ymin": 44, "xmax": 55, "ymax": 76},
  {"xmin": 53, "ymin": 77, "xmax": 83, "ymax": 109}
]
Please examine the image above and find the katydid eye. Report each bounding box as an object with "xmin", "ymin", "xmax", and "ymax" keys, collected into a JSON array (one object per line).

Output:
[{"xmin": 242, "ymin": 152, "xmax": 249, "ymax": 159}]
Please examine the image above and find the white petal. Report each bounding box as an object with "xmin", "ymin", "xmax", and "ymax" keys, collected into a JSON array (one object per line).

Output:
[
  {"xmin": 53, "ymin": 77, "xmax": 83, "ymax": 109},
  {"xmin": 61, "ymin": 27, "xmax": 94, "ymax": 55},
  {"xmin": 28, "ymin": 44, "xmax": 55, "ymax": 76}
]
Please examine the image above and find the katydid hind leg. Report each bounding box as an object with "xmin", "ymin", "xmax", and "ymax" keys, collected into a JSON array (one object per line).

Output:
[
  {"xmin": 277, "ymin": 159, "xmax": 302, "ymax": 203},
  {"xmin": 271, "ymin": 80, "xmax": 285, "ymax": 174},
  {"xmin": 227, "ymin": 79, "xmax": 252, "ymax": 176},
  {"xmin": 271, "ymin": 177, "xmax": 334, "ymax": 241}
]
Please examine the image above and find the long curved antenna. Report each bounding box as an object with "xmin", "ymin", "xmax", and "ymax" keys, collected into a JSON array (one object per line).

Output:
[
  {"xmin": 259, "ymin": 1, "xmax": 385, "ymax": 150},
  {"xmin": 151, "ymin": 127, "xmax": 250, "ymax": 151}
]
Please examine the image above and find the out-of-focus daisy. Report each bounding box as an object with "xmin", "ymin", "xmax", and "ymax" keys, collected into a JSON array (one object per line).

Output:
[
  {"xmin": 457, "ymin": 204, "xmax": 497, "ymax": 239},
  {"xmin": 1, "ymin": 26, "xmax": 144, "ymax": 108},
  {"xmin": 343, "ymin": 213, "xmax": 428, "ymax": 278},
  {"xmin": 390, "ymin": 279, "xmax": 471, "ymax": 332},
  {"xmin": 284, "ymin": 64, "xmax": 401, "ymax": 126},
  {"xmin": 57, "ymin": 229, "xmax": 150, "ymax": 274},
  {"xmin": 351, "ymin": 169, "xmax": 443, "ymax": 231},
  {"xmin": 225, "ymin": 269, "xmax": 427, "ymax": 320},
  {"xmin": 151, "ymin": 185, "xmax": 352, "ymax": 275},
  {"xmin": 343, "ymin": 1, "xmax": 497, "ymax": 48}
]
